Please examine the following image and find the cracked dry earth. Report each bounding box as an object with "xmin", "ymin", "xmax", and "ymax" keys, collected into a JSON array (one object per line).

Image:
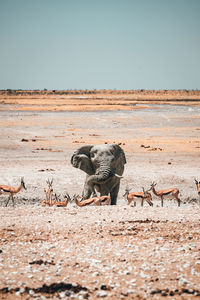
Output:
[{"xmin": 0, "ymin": 205, "xmax": 200, "ymax": 300}]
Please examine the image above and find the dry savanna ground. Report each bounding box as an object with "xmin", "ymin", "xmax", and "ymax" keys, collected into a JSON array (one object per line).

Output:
[{"xmin": 0, "ymin": 90, "xmax": 200, "ymax": 299}]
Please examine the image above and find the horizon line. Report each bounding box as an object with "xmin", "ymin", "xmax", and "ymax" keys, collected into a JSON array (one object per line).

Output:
[{"xmin": 1, "ymin": 88, "xmax": 200, "ymax": 92}]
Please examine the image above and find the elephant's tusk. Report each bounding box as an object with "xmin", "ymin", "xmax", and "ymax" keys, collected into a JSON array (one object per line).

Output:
[{"xmin": 114, "ymin": 173, "xmax": 123, "ymax": 179}]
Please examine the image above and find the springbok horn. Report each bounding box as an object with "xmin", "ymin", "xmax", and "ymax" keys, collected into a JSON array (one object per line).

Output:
[{"xmin": 65, "ymin": 192, "xmax": 71, "ymax": 202}]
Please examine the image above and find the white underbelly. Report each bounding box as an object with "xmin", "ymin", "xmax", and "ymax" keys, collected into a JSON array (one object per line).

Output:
[{"xmin": 0, "ymin": 190, "xmax": 10, "ymax": 195}]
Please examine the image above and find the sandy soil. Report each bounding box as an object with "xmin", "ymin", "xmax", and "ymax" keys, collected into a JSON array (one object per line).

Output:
[
  {"xmin": 0, "ymin": 90, "xmax": 200, "ymax": 299},
  {"xmin": 1, "ymin": 89, "xmax": 200, "ymax": 111}
]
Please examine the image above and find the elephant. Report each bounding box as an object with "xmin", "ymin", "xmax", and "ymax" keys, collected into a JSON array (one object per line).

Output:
[{"xmin": 71, "ymin": 144, "xmax": 126, "ymax": 205}]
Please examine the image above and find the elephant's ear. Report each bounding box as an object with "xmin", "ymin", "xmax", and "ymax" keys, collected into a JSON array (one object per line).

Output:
[
  {"xmin": 112, "ymin": 144, "xmax": 127, "ymax": 164},
  {"xmin": 71, "ymin": 145, "xmax": 94, "ymax": 175}
]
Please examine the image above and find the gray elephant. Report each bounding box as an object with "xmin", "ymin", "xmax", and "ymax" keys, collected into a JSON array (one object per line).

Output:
[{"xmin": 71, "ymin": 144, "xmax": 126, "ymax": 205}]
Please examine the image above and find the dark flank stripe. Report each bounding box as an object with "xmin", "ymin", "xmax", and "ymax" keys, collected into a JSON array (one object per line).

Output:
[
  {"xmin": 164, "ymin": 191, "xmax": 172, "ymax": 195},
  {"xmin": 0, "ymin": 188, "xmax": 10, "ymax": 193}
]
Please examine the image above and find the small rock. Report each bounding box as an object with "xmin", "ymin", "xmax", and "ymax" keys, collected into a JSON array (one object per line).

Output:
[
  {"xmin": 97, "ymin": 290, "xmax": 108, "ymax": 297},
  {"xmin": 29, "ymin": 289, "xmax": 35, "ymax": 295},
  {"xmin": 59, "ymin": 291, "xmax": 67, "ymax": 298}
]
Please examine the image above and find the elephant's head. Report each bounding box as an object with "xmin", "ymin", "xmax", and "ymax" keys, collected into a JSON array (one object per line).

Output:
[{"xmin": 71, "ymin": 144, "xmax": 126, "ymax": 187}]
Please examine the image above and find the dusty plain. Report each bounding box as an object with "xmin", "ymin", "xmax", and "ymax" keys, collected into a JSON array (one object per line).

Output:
[{"xmin": 0, "ymin": 90, "xmax": 200, "ymax": 299}]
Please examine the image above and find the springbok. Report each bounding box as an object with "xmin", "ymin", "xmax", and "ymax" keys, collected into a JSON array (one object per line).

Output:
[
  {"xmin": 42, "ymin": 192, "xmax": 71, "ymax": 207},
  {"xmin": 150, "ymin": 182, "xmax": 181, "ymax": 207},
  {"xmin": 194, "ymin": 178, "xmax": 200, "ymax": 196},
  {"xmin": 52, "ymin": 193, "xmax": 70, "ymax": 207},
  {"xmin": 0, "ymin": 177, "xmax": 26, "ymax": 206},
  {"xmin": 123, "ymin": 186, "xmax": 153, "ymax": 207},
  {"xmin": 43, "ymin": 179, "xmax": 54, "ymax": 206},
  {"xmin": 72, "ymin": 194, "xmax": 111, "ymax": 207}
]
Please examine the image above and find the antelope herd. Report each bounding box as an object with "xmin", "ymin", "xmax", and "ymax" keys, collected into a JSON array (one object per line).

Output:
[
  {"xmin": 41, "ymin": 181, "xmax": 111, "ymax": 207},
  {"xmin": 0, "ymin": 178, "xmax": 200, "ymax": 207},
  {"xmin": 123, "ymin": 186, "xmax": 153, "ymax": 207}
]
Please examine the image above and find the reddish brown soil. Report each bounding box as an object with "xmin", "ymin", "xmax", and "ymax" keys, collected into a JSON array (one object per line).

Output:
[{"xmin": 0, "ymin": 206, "xmax": 200, "ymax": 300}]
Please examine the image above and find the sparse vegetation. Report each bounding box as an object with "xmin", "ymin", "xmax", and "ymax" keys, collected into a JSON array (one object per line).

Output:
[{"xmin": 0, "ymin": 89, "xmax": 200, "ymax": 97}]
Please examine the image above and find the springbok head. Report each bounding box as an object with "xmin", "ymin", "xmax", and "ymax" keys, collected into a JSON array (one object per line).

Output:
[
  {"xmin": 72, "ymin": 194, "xmax": 78, "ymax": 202},
  {"xmin": 194, "ymin": 178, "xmax": 200, "ymax": 195},
  {"xmin": 142, "ymin": 187, "xmax": 152, "ymax": 199},
  {"xmin": 123, "ymin": 185, "xmax": 132, "ymax": 197},
  {"xmin": 47, "ymin": 178, "xmax": 53, "ymax": 188},
  {"xmin": 72, "ymin": 194, "xmax": 83, "ymax": 202},
  {"xmin": 64, "ymin": 192, "xmax": 72, "ymax": 202},
  {"xmin": 45, "ymin": 178, "xmax": 53, "ymax": 193},
  {"xmin": 21, "ymin": 177, "xmax": 27, "ymax": 190},
  {"xmin": 54, "ymin": 193, "xmax": 61, "ymax": 202},
  {"xmin": 150, "ymin": 182, "xmax": 157, "ymax": 189},
  {"xmin": 44, "ymin": 179, "xmax": 53, "ymax": 200}
]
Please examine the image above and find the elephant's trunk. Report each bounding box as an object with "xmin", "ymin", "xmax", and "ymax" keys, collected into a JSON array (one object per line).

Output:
[{"xmin": 87, "ymin": 166, "xmax": 119, "ymax": 185}]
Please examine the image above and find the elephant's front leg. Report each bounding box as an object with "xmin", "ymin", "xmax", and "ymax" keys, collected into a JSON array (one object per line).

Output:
[
  {"xmin": 88, "ymin": 182, "xmax": 97, "ymax": 197},
  {"xmin": 110, "ymin": 183, "xmax": 120, "ymax": 205},
  {"xmin": 82, "ymin": 176, "xmax": 94, "ymax": 199},
  {"xmin": 85, "ymin": 175, "xmax": 98, "ymax": 197}
]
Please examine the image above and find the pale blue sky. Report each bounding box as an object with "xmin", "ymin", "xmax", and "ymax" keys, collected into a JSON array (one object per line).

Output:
[{"xmin": 0, "ymin": 0, "xmax": 200, "ymax": 90}]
